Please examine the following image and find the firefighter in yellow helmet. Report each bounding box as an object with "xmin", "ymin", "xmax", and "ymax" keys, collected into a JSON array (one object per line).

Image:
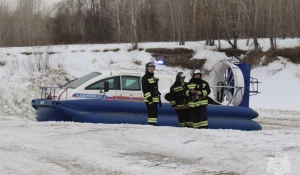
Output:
[
  {"xmin": 142, "ymin": 62, "xmax": 161, "ymax": 126},
  {"xmin": 169, "ymin": 72, "xmax": 192, "ymax": 127},
  {"xmin": 185, "ymin": 69, "xmax": 211, "ymax": 129}
]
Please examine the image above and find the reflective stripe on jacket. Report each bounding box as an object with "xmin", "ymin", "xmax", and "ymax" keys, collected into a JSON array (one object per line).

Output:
[
  {"xmin": 185, "ymin": 79, "xmax": 211, "ymax": 108},
  {"xmin": 142, "ymin": 73, "xmax": 159, "ymax": 104},
  {"xmin": 169, "ymin": 82, "xmax": 189, "ymax": 109}
]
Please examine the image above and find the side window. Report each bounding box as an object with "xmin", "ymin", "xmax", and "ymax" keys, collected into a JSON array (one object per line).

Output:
[
  {"xmin": 85, "ymin": 77, "xmax": 115, "ymax": 90},
  {"xmin": 121, "ymin": 76, "xmax": 141, "ymax": 91}
]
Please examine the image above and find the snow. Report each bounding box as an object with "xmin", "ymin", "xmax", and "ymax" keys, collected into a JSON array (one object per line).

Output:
[
  {"xmin": 250, "ymin": 58, "xmax": 300, "ymax": 111},
  {"xmin": 1, "ymin": 38, "xmax": 300, "ymax": 175}
]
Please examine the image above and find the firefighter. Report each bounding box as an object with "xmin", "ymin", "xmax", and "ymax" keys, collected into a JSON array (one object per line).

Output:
[
  {"xmin": 142, "ymin": 62, "xmax": 161, "ymax": 126},
  {"xmin": 169, "ymin": 72, "xmax": 192, "ymax": 127},
  {"xmin": 185, "ymin": 69, "xmax": 211, "ymax": 129}
]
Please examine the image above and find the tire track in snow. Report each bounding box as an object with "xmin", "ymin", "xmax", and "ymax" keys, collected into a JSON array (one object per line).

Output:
[{"xmin": 254, "ymin": 108, "xmax": 300, "ymax": 130}]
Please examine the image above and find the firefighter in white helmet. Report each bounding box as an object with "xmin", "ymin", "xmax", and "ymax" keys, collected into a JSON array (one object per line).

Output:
[{"xmin": 185, "ymin": 69, "xmax": 211, "ymax": 129}]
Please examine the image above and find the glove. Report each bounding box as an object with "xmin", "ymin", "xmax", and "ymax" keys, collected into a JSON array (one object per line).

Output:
[
  {"xmin": 159, "ymin": 101, "xmax": 162, "ymax": 108},
  {"xmin": 191, "ymin": 90, "xmax": 197, "ymax": 94},
  {"xmin": 197, "ymin": 91, "xmax": 202, "ymax": 95}
]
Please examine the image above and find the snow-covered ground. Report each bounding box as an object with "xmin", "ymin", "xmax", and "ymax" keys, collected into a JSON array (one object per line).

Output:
[{"xmin": 0, "ymin": 38, "xmax": 300, "ymax": 175}]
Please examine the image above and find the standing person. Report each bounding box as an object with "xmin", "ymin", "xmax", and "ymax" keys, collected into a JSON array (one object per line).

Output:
[
  {"xmin": 142, "ymin": 62, "xmax": 161, "ymax": 126},
  {"xmin": 185, "ymin": 69, "xmax": 211, "ymax": 129},
  {"xmin": 169, "ymin": 72, "xmax": 192, "ymax": 127}
]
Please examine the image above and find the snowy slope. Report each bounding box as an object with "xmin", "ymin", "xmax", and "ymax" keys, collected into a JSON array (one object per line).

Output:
[{"xmin": 250, "ymin": 57, "xmax": 300, "ymax": 110}]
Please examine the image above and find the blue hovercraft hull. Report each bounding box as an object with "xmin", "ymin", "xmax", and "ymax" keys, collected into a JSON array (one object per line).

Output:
[{"xmin": 32, "ymin": 99, "xmax": 261, "ymax": 131}]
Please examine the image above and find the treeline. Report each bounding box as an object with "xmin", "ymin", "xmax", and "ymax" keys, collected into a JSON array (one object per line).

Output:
[{"xmin": 1, "ymin": 0, "xmax": 300, "ymax": 49}]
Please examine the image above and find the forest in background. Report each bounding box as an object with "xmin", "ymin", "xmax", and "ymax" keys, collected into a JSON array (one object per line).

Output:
[{"xmin": 1, "ymin": 0, "xmax": 300, "ymax": 51}]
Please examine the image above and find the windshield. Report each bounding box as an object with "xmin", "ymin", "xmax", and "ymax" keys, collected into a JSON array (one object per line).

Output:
[{"xmin": 63, "ymin": 72, "xmax": 102, "ymax": 88}]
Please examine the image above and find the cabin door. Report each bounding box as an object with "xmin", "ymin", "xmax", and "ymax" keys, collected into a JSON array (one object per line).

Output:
[
  {"xmin": 116, "ymin": 75, "xmax": 144, "ymax": 102},
  {"xmin": 83, "ymin": 76, "xmax": 118, "ymax": 100}
]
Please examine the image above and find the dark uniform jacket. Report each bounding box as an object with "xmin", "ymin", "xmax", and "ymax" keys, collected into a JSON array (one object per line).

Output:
[
  {"xmin": 169, "ymin": 82, "xmax": 189, "ymax": 109},
  {"xmin": 142, "ymin": 72, "xmax": 159, "ymax": 104},
  {"xmin": 185, "ymin": 78, "xmax": 211, "ymax": 107}
]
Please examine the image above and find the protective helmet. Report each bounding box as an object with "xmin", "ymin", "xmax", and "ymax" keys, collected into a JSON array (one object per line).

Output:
[
  {"xmin": 145, "ymin": 62, "xmax": 155, "ymax": 71},
  {"xmin": 176, "ymin": 72, "xmax": 186, "ymax": 82},
  {"xmin": 193, "ymin": 69, "xmax": 201, "ymax": 75}
]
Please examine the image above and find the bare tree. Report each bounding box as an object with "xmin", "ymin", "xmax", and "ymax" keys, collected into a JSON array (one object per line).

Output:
[
  {"xmin": 268, "ymin": 0, "xmax": 276, "ymax": 49},
  {"xmin": 170, "ymin": 0, "xmax": 189, "ymax": 45},
  {"xmin": 168, "ymin": 0, "xmax": 176, "ymax": 42},
  {"xmin": 127, "ymin": 0, "xmax": 142, "ymax": 49},
  {"xmin": 2, "ymin": 0, "xmax": 300, "ymax": 49},
  {"xmin": 191, "ymin": 0, "xmax": 198, "ymax": 40},
  {"xmin": 203, "ymin": 0, "xmax": 216, "ymax": 46},
  {"xmin": 105, "ymin": 0, "xmax": 124, "ymax": 43},
  {"xmin": 240, "ymin": 0, "xmax": 260, "ymax": 51},
  {"xmin": 206, "ymin": 0, "xmax": 239, "ymax": 49},
  {"xmin": 0, "ymin": 1, "xmax": 11, "ymax": 46},
  {"xmin": 10, "ymin": 0, "xmax": 49, "ymax": 46}
]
